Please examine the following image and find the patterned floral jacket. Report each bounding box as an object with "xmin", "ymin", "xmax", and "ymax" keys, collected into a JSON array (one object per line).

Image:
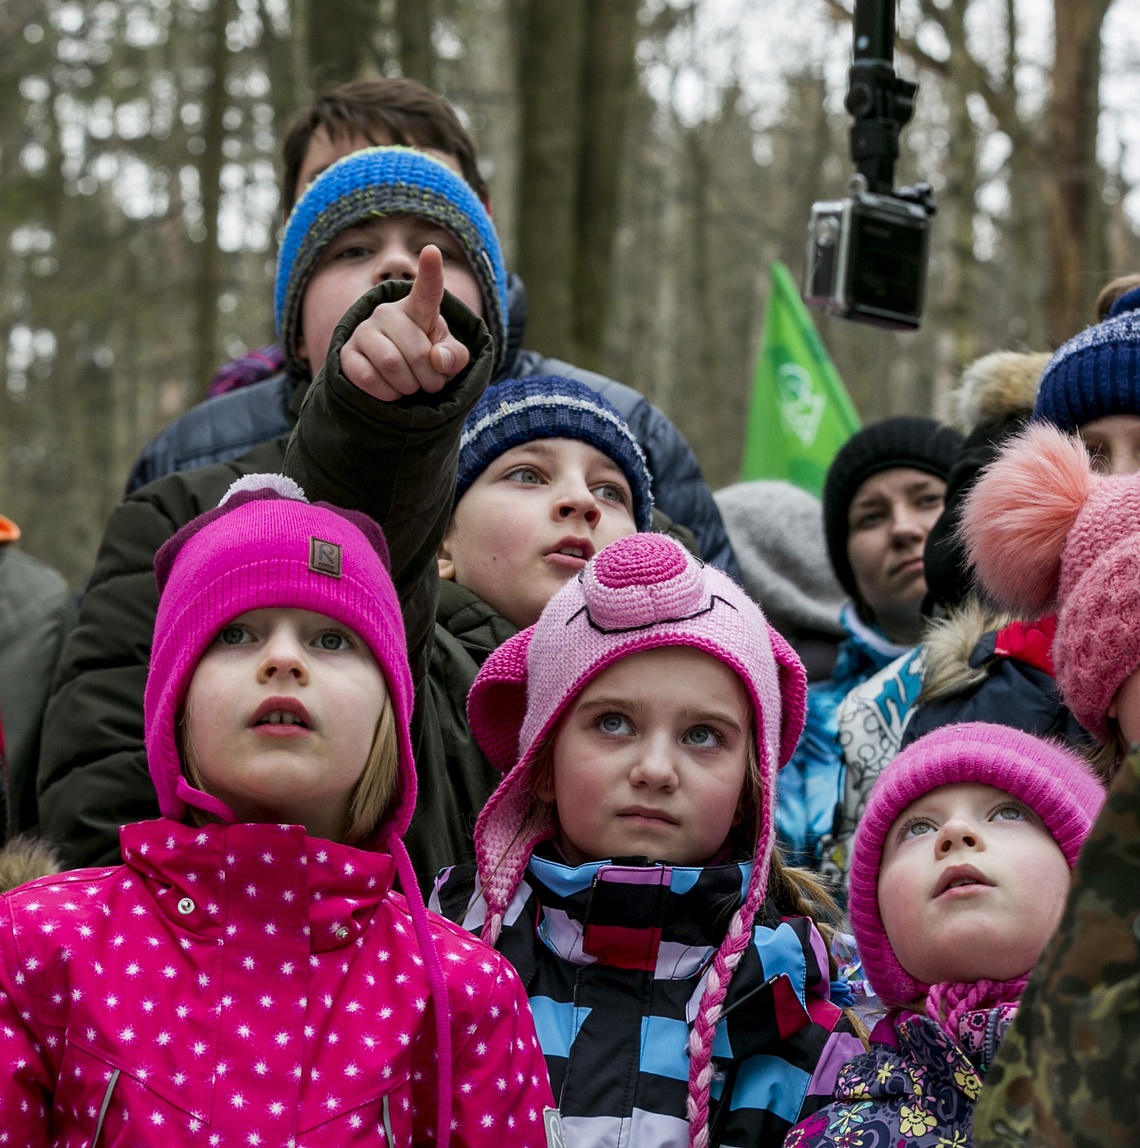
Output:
[
  {"xmin": 0, "ymin": 818, "xmax": 554, "ymax": 1145},
  {"xmin": 788, "ymin": 1008, "xmax": 1013, "ymax": 1148}
]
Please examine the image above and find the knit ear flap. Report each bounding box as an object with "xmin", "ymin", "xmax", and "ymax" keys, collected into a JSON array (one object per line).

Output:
[
  {"xmin": 766, "ymin": 625, "xmax": 807, "ymax": 768},
  {"xmin": 962, "ymin": 423, "xmax": 1095, "ymax": 615},
  {"xmin": 466, "ymin": 626, "xmax": 534, "ymax": 773}
]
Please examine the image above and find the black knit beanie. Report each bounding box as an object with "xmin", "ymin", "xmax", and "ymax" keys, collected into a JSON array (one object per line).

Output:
[{"xmin": 823, "ymin": 416, "xmax": 963, "ymax": 602}]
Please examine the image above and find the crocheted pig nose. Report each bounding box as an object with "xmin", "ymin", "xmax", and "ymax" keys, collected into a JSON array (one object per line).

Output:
[{"xmin": 581, "ymin": 533, "xmax": 708, "ymax": 632}]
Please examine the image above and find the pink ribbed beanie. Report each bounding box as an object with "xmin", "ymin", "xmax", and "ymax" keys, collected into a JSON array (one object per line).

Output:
[
  {"xmin": 144, "ymin": 474, "xmax": 416, "ymax": 839},
  {"xmin": 849, "ymin": 722, "xmax": 1104, "ymax": 1009},
  {"xmin": 963, "ymin": 422, "xmax": 1140, "ymax": 739},
  {"xmin": 467, "ymin": 532, "xmax": 806, "ymax": 1148},
  {"xmin": 145, "ymin": 475, "xmax": 459, "ymax": 1146}
]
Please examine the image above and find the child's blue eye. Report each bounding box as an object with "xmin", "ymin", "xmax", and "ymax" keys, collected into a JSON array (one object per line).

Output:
[
  {"xmin": 217, "ymin": 624, "xmax": 251, "ymax": 646},
  {"xmin": 898, "ymin": 817, "xmax": 936, "ymax": 840},
  {"xmin": 992, "ymin": 803, "xmax": 1027, "ymax": 822},
  {"xmin": 594, "ymin": 481, "xmax": 630, "ymax": 506},
  {"xmin": 506, "ymin": 465, "xmax": 544, "ymax": 486},
  {"xmin": 597, "ymin": 713, "xmax": 633, "ymax": 736},
  {"xmin": 314, "ymin": 630, "xmax": 352, "ymax": 652},
  {"xmin": 682, "ymin": 725, "xmax": 721, "ymax": 748}
]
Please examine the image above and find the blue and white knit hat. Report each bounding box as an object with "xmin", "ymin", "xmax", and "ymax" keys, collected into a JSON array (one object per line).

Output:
[
  {"xmin": 1034, "ymin": 286, "xmax": 1140, "ymax": 430},
  {"xmin": 275, "ymin": 146, "xmax": 508, "ymax": 378},
  {"xmin": 455, "ymin": 376, "xmax": 654, "ymax": 531}
]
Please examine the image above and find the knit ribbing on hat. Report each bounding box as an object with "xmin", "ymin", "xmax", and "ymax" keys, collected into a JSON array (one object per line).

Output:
[
  {"xmin": 823, "ymin": 416, "xmax": 963, "ymax": 601},
  {"xmin": 466, "ymin": 532, "xmax": 807, "ymax": 1148},
  {"xmin": 848, "ymin": 722, "xmax": 1104, "ymax": 1010},
  {"xmin": 454, "ymin": 376, "xmax": 655, "ymax": 532},
  {"xmin": 1034, "ymin": 288, "xmax": 1140, "ymax": 431},
  {"xmin": 275, "ymin": 146, "xmax": 508, "ymax": 378},
  {"xmin": 962, "ymin": 422, "xmax": 1140, "ymax": 738}
]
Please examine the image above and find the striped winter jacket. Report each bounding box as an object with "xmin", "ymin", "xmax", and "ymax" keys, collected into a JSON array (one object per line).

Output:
[{"xmin": 433, "ymin": 852, "xmax": 865, "ymax": 1148}]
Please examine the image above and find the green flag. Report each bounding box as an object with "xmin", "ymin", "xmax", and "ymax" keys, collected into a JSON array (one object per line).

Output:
[{"xmin": 740, "ymin": 261, "xmax": 860, "ymax": 495}]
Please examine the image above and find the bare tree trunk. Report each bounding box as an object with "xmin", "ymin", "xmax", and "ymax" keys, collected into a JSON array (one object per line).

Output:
[
  {"xmin": 514, "ymin": 0, "xmax": 586, "ymax": 359},
  {"xmin": 573, "ymin": 0, "xmax": 639, "ymax": 370},
  {"xmin": 1044, "ymin": 0, "xmax": 1111, "ymax": 344},
  {"xmin": 306, "ymin": 0, "xmax": 378, "ymax": 89},
  {"xmin": 396, "ymin": 0, "xmax": 434, "ymax": 87},
  {"xmin": 192, "ymin": 0, "xmax": 232, "ymax": 396}
]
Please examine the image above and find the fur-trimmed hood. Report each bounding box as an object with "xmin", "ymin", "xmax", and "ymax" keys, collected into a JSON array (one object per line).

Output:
[
  {"xmin": 0, "ymin": 835, "xmax": 63, "ymax": 893},
  {"xmin": 920, "ymin": 598, "xmax": 1014, "ymax": 703},
  {"xmin": 949, "ymin": 351, "xmax": 1051, "ymax": 435}
]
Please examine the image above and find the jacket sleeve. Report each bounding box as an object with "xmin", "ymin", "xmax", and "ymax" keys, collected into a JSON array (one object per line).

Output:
[
  {"xmin": 0, "ymin": 898, "xmax": 54, "ymax": 1143},
  {"xmin": 282, "ymin": 279, "xmax": 494, "ymax": 685},
  {"xmin": 411, "ymin": 935, "xmax": 555, "ymax": 1147}
]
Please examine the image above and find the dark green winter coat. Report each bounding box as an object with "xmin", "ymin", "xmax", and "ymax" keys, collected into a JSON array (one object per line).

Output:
[{"xmin": 39, "ymin": 282, "xmax": 499, "ymax": 885}]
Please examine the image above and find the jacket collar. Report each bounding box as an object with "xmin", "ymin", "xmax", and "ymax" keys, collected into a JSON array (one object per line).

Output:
[
  {"xmin": 515, "ymin": 852, "xmax": 837, "ymax": 1061},
  {"xmin": 121, "ymin": 819, "xmax": 396, "ymax": 952}
]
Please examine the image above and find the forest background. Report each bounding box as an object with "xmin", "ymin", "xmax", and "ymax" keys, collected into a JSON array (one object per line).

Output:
[{"xmin": 3, "ymin": 0, "xmax": 1140, "ymax": 587}]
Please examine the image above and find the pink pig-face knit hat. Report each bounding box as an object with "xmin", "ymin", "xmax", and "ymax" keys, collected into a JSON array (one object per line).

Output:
[
  {"xmin": 849, "ymin": 721, "xmax": 1104, "ymax": 1011},
  {"xmin": 963, "ymin": 421, "xmax": 1140, "ymax": 740},
  {"xmin": 467, "ymin": 532, "xmax": 807, "ymax": 1148}
]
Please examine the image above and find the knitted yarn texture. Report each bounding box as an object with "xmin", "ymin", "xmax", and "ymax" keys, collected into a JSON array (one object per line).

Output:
[
  {"xmin": 466, "ymin": 531, "xmax": 807, "ymax": 1148},
  {"xmin": 275, "ymin": 145, "xmax": 508, "ymax": 377},
  {"xmin": 1033, "ymin": 285, "xmax": 1140, "ymax": 430},
  {"xmin": 848, "ymin": 721, "xmax": 1104, "ymax": 1011},
  {"xmin": 455, "ymin": 375, "xmax": 654, "ymax": 531}
]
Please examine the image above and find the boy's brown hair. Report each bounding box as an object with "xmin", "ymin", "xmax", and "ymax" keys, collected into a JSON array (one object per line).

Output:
[{"xmin": 281, "ymin": 78, "xmax": 487, "ymax": 212}]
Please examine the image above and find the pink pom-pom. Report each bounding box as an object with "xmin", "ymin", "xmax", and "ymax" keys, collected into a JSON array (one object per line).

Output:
[{"xmin": 962, "ymin": 424, "xmax": 1096, "ymax": 615}]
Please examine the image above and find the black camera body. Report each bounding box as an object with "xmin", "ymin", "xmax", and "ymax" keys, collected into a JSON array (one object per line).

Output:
[{"xmin": 803, "ymin": 183, "xmax": 930, "ymax": 331}]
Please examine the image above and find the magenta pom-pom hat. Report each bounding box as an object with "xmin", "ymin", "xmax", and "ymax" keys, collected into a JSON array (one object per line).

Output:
[
  {"xmin": 144, "ymin": 475, "xmax": 416, "ymax": 840},
  {"xmin": 848, "ymin": 722, "xmax": 1105, "ymax": 1008},
  {"xmin": 467, "ymin": 531, "xmax": 808, "ymax": 941},
  {"xmin": 964, "ymin": 422, "xmax": 1140, "ymax": 740}
]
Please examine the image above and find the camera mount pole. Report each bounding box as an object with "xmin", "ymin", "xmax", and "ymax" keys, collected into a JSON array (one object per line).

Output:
[{"xmin": 845, "ymin": 0, "xmax": 918, "ymax": 196}]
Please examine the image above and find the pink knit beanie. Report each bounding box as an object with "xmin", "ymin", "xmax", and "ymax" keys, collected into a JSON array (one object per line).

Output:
[
  {"xmin": 467, "ymin": 532, "xmax": 806, "ymax": 1148},
  {"xmin": 145, "ymin": 474, "xmax": 416, "ymax": 840},
  {"xmin": 849, "ymin": 721, "xmax": 1104, "ymax": 1010},
  {"xmin": 963, "ymin": 422, "xmax": 1140, "ymax": 739},
  {"xmin": 145, "ymin": 475, "xmax": 459, "ymax": 1146}
]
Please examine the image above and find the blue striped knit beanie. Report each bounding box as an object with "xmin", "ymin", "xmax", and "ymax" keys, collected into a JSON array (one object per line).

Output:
[
  {"xmin": 455, "ymin": 376, "xmax": 654, "ymax": 532},
  {"xmin": 1034, "ymin": 287, "xmax": 1140, "ymax": 430},
  {"xmin": 275, "ymin": 146, "xmax": 508, "ymax": 378}
]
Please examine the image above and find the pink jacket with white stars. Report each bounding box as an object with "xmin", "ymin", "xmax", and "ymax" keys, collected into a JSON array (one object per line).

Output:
[{"xmin": 0, "ymin": 818, "xmax": 554, "ymax": 1146}]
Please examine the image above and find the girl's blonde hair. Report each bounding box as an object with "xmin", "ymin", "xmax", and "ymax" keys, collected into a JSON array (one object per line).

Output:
[{"xmin": 178, "ymin": 693, "xmax": 400, "ymax": 845}]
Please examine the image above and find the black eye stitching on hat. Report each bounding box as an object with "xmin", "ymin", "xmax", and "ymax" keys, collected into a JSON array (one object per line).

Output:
[
  {"xmin": 564, "ymin": 594, "xmax": 738, "ymax": 634},
  {"xmin": 309, "ymin": 538, "xmax": 342, "ymax": 578}
]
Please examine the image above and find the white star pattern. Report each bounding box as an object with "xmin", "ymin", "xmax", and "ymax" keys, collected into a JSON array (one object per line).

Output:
[{"xmin": 0, "ymin": 820, "xmax": 553, "ymax": 1143}]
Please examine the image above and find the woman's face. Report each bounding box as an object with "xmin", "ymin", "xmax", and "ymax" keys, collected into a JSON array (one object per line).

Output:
[{"xmin": 845, "ymin": 467, "xmax": 946, "ymax": 644}]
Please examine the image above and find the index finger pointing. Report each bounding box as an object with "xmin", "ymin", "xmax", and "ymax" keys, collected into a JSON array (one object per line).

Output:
[{"xmin": 403, "ymin": 245, "xmax": 446, "ymax": 335}]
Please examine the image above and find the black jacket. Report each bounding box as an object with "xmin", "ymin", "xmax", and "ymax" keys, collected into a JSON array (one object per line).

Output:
[{"xmin": 126, "ymin": 275, "xmax": 740, "ymax": 580}]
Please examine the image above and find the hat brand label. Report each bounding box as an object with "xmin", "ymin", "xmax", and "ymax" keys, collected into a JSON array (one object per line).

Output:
[{"xmin": 309, "ymin": 538, "xmax": 342, "ymax": 578}]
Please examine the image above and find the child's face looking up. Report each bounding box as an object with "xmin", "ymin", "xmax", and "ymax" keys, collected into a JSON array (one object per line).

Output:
[
  {"xmin": 544, "ymin": 647, "xmax": 752, "ymax": 867},
  {"xmin": 438, "ymin": 438, "xmax": 638, "ymax": 629},
  {"xmin": 878, "ymin": 782, "xmax": 1071, "ymax": 987},
  {"xmin": 296, "ymin": 214, "xmax": 485, "ymax": 371},
  {"xmin": 183, "ymin": 607, "xmax": 387, "ymax": 839}
]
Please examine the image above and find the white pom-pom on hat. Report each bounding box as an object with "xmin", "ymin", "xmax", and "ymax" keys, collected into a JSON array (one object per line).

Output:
[{"xmin": 219, "ymin": 473, "xmax": 308, "ymax": 507}]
